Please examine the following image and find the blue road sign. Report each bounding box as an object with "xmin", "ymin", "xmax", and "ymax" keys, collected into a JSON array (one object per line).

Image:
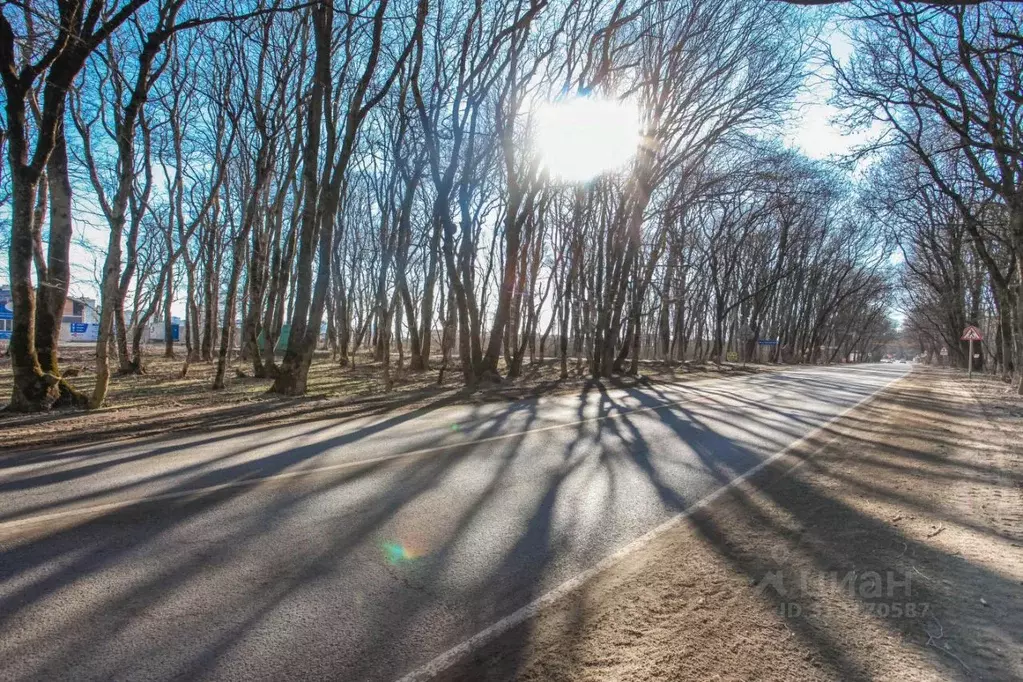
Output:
[{"xmin": 757, "ymin": 339, "xmax": 779, "ymax": 346}]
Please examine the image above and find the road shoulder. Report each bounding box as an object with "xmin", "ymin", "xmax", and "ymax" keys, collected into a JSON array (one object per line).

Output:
[{"xmin": 439, "ymin": 367, "xmax": 1023, "ymax": 682}]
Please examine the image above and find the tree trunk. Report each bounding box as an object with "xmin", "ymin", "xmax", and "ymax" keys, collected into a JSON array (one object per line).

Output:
[
  {"xmin": 163, "ymin": 260, "xmax": 175, "ymax": 358},
  {"xmin": 31, "ymin": 132, "xmax": 86, "ymax": 408},
  {"xmin": 417, "ymin": 215, "xmax": 442, "ymax": 370},
  {"xmin": 91, "ymin": 222, "xmax": 124, "ymax": 408}
]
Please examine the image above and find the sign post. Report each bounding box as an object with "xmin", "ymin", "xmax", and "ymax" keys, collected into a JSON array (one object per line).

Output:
[
  {"xmin": 739, "ymin": 324, "xmax": 754, "ymax": 367},
  {"xmin": 960, "ymin": 325, "xmax": 983, "ymax": 379},
  {"xmin": 757, "ymin": 339, "xmax": 778, "ymax": 365}
]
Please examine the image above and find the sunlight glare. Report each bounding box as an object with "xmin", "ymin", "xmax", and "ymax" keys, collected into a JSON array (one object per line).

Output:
[{"xmin": 535, "ymin": 97, "xmax": 641, "ymax": 183}]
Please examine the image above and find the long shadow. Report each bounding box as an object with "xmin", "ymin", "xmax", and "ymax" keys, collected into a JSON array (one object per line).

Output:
[
  {"xmin": 0, "ymin": 392, "xmax": 490, "ymax": 520},
  {"xmin": 0, "ymin": 383, "xmax": 466, "ymax": 462},
  {"xmin": 0, "ymin": 391, "xmax": 535, "ymax": 591},
  {"xmin": 0, "ymin": 368, "xmax": 764, "ymax": 513},
  {"xmin": 341, "ymin": 381, "xmax": 649, "ymax": 680},
  {"xmin": 7, "ymin": 366, "xmax": 1006, "ymax": 682},
  {"xmin": 435, "ymin": 368, "xmax": 922, "ymax": 679},
  {"xmin": 494, "ymin": 372, "xmax": 1018, "ymax": 681},
  {"xmin": 676, "ymin": 441, "xmax": 1021, "ymax": 681},
  {"xmin": 0, "ymin": 389, "xmax": 556, "ymax": 681},
  {"xmin": 443, "ymin": 369, "xmax": 1019, "ymax": 681}
]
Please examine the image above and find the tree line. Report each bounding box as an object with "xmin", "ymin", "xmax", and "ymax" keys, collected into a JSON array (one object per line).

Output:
[
  {"xmin": 835, "ymin": 1, "xmax": 1022, "ymax": 388},
  {"xmin": 5, "ymin": 0, "xmax": 1006, "ymax": 412}
]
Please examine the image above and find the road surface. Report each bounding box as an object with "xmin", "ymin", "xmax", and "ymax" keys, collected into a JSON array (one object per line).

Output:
[{"xmin": 0, "ymin": 363, "xmax": 909, "ymax": 682}]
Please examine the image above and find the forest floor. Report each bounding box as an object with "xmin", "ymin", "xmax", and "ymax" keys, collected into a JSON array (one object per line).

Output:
[
  {"xmin": 440, "ymin": 366, "xmax": 1023, "ymax": 682},
  {"xmin": 0, "ymin": 342, "xmax": 771, "ymax": 451}
]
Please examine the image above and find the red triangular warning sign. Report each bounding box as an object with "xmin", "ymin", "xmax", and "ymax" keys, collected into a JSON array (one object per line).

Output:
[{"xmin": 960, "ymin": 325, "xmax": 983, "ymax": 342}]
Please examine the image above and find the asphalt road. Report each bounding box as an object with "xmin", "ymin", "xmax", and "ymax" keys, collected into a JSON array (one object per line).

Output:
[{"xmin": 0, "ymin": 363, "xmax": 909, "ymax": 682}]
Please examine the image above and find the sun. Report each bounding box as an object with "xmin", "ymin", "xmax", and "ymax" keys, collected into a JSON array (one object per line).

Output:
[{"xmin": 534, "ymin": 96, "xmax": 641, "ymax": 183}]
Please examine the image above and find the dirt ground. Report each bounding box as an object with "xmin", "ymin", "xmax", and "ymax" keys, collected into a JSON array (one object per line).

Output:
[
  {"xmin": 0, "ymin": 343, "xmax": 767, "ymax": 451},
  {"xmin": 440, "ymin": 367, "xmax": 1023, "ymax": 682}
]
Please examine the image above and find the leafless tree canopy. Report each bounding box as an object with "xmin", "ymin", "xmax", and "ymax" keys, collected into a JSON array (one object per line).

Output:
[{"xmin": 834, "ymin": 1, "xmax": 1021, "ymax": 382}]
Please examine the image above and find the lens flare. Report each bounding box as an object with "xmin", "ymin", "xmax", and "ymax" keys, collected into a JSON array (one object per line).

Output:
[{"xmin": 381, "ymin": 541, "xmax": 425, "ymax": 565}]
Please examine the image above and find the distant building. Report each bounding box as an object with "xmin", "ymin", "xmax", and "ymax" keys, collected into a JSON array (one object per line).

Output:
[
  {"xmin": 0, "ymin": 285, "xmax": 11, "ymax": 340},
  {"xmin": 0, "ymin": 286, "xmax": 11, "ymax": 341},
  {"xmin": 149, "ymin": 317, "xmax": 182, "ymax": 343},
  {"xmin": 0, "ymin": 285, "xmax": 99, "ymax": 342},
  {"xmin": 63, "ymin": 295, "xmax": 99, "ymax": 326}
]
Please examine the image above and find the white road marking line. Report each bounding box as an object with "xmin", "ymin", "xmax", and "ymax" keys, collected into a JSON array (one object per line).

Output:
[
  {"xmin": 0, "ymin": 367, "xmax": 903, "ymax": 533},
  {"xmin": 394, "ymin": 368, "xmax": 909, "ymax": 682}
]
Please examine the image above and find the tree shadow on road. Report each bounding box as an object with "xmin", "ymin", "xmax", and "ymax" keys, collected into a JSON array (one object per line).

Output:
[
  {"xmin": 442, "ymin": 370, "xmax": 1022, "ymax": 682},
  {"xmin": 2, "ymin": 367, "xmax": 1017, "ymax": 682}
]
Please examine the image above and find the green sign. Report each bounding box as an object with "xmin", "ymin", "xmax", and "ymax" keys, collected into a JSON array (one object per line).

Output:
[{"xmin": 257, "ymin": 324, "xmax": 291, "ymax": 353}]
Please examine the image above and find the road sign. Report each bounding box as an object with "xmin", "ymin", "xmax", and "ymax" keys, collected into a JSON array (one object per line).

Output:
[
  {"xmin": 940, "ymin": 347, "xmax": 948, "ymax": 356},
  {"xmin": 69, "ymin": 323, "xmax": 98, "ymax": 341},
  {"xmin": 960, "ymin": 325, "xmax": 983, "ymax": 342},
  {"xmin": 961, "ymin": 326, "xmax": 982, "ymax": 379},
  {"xmin": 758, "ymin": 339, "xmax": 778, "ymax": 346}
]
